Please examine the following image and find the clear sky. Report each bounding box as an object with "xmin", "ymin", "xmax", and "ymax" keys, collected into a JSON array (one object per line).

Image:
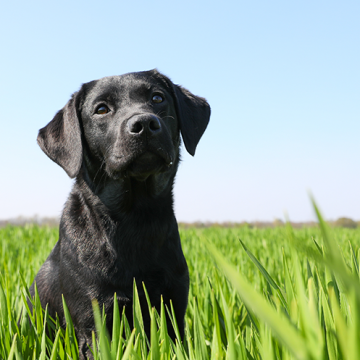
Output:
[{"xmin": 1, "ymin": 0, "xmax": 359, "ymax": 222}]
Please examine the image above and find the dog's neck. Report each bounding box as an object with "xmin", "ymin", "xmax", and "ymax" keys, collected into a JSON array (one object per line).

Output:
[{"xmin": 75, "ymin": 164, "xmax": 177, "ymax": 220}]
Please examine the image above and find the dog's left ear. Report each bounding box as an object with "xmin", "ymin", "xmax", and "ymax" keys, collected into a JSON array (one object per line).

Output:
[
  {"xmin": 37, "ymin": 92, "xmax": 83, "ymax": 178},
  {"xmin": 174, "ymin": 85, "xmax": 210, "ymax": 156}
]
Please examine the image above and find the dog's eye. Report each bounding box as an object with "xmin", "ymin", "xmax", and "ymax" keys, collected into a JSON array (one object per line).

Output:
[
  {"xmin": 96, "ymin": 105, "xmax": 110, "ymax": 115},
  {"xmin": 152, "ymin": 94, "xmax": 164, "ymax": 103}
]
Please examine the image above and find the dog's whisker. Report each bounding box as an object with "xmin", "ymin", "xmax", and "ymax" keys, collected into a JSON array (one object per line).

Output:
[
  {"xmin": 92, "ymin": 158, "xmax": 106, "ymax": 183},
  {"xmin": 161, "ymin": 115, "xmax": 176, "ymax": 120}
]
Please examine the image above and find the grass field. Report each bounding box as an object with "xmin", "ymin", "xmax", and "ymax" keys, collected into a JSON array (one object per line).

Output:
[{"xmin": 1, "ymin": 204, "xmax": 360, "ymax": 359}]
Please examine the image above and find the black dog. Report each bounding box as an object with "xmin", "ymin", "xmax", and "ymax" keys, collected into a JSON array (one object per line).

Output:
[{"xmin": 30, "ymin": 69, "xmax": 210, "ymax": 358}]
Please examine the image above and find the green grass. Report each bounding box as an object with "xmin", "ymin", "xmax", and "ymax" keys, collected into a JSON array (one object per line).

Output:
[{"xmin": 1, "ymin": 204, "xmax": 360, "ymax": 359}]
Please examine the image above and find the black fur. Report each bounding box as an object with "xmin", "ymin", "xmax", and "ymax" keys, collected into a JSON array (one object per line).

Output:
[{"xmin": 30, "ymin": 69, "xmax": 210, "ymax": 358}]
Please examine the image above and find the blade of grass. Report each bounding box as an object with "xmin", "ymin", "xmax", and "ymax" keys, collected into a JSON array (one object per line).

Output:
[
  {"xmin": 133, "ymin": 279, "xmax": 146, "ymax": 344},
  {"xmin": 239, "ymin": 239, "xmax": 287, "ymax": 309},
  {"xmin": 347, "ymin": 290, "xmax": 360, "ymax": 360},
  {"xmin": 121, "ymin": 329, "xmax": 136, "ymax": 360},
  {"xmin": 349, "ymin": 241, "xmax": 359, "ymax": 276},
  {"xmin": 62, "ymin": 295, "xmax": 78, "ymax": 360},
  {"xmin": 110, "ymin": 294, "xmax": 121, "ymax": 359},
  {"xmin": 49, "ymin": 328, "xmax": 61, "ymax": 360},
  {"xmin": 92, "ymin": 299, "xmax": 111, "ymax": 360},
  {"xmin": 329, "ymin": 287, "xmax": 348, "ymax": 359},
  {"xmin": 292, "ymin": 250, "xmax": 324, "ymax": 359},
  {"xmin": 92, "ymin": 331, "xmax": 98, "ymax": 360},
  {"xmin": 160, "ymin": 297, "xmax": 170, "ymax": 357},
  {"xmin": 39, "ymin": 306, "xmax": 49, "ymax": 360},
  {"xmin": 150, "ymin": 307, "xmax": 160, "ymax": 360},
  {"xmin": 219, "ymin": 288, "xmax": 243, "ymax": 360},
  {"xmin": 282, "ymin": 249, "xmax": 295, "ymax": 312},
  {"xmin": 192, "ymin": 297, "xmax": 209, "ymax": 360},
  {"xmin": 210, "ymin": 289, "xmax": 224, "ymax": 360}
]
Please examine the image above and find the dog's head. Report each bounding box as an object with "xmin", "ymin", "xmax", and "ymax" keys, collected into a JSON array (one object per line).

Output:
[{"xmin": 38, "ymin": 70, "xmax": 210, "ymax": 187}]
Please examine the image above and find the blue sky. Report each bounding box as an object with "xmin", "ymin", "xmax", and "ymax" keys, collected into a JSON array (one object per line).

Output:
[{"xmin": 1, "ymin": 0, "xmax": 359, "ymax": 222}]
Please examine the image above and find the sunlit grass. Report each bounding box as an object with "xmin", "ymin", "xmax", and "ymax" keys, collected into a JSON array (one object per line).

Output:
[{"xmin": 1, "ymin": 204, "xmax": 360, "ymax": 359}]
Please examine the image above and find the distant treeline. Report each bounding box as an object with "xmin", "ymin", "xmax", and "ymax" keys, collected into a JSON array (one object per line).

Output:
[
  {"xmin": 1, "ymin": 216, "xmax": 359, "ymax": 229},
  {"xmin": 179, "ymin": 217, "xmax": 360, "ymax": 229},
  {"xmin": 0, "ymin": 216, "xmax": 59, "ymax": 228}
]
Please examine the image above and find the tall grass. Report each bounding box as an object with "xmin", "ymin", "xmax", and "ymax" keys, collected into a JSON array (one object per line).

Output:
[{"xmin": 1, "ymin": 204, "xmax": 360, "ymax": 359}]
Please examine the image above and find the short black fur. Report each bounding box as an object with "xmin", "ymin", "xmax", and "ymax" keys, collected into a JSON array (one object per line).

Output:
[{"xmin": 30, "ymin": 69, "xmax": 210, "ymax": 359}]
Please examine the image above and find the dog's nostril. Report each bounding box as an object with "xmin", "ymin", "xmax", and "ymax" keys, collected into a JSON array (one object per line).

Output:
[
  {"xmin": 130, "ymin": 122, "xmax": 143, "ymax": 134},
  {"xmin": 149, "ymin": 118, "xmax": 161, "ymax": 132}
]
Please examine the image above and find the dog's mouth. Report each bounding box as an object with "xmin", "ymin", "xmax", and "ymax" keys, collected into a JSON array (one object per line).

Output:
[
  {"xmin": 126, "ymin": 151, "xmax": 173, "ymax": 181},
  {"xmin": 107, "ymin": 148, "xmax": 174, "ymax": 181}
]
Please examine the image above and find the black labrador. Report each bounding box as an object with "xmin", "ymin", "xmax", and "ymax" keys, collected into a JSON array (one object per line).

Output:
[{"xmin": 30, "ymin": 69, "xmax": 210, "ymax": 358}]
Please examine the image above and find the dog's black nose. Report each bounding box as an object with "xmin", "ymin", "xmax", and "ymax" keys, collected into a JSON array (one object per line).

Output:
[{"xmin": 128, "ymin": 115, "xmax": 161, "ymax": 136}]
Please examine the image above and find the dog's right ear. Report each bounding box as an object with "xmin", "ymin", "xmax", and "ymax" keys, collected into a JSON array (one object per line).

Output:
[{"xmin": 37, "ymin": 92, "xmax": 82, "ymax": 178}]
